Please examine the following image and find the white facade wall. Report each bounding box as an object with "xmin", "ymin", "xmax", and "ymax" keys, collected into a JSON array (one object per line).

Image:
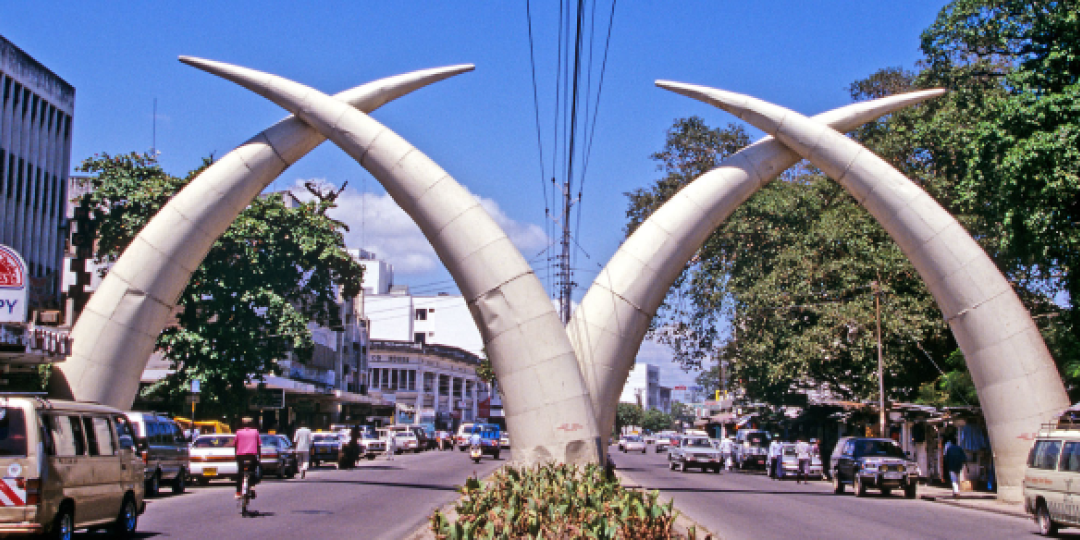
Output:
[{"xmin": 359, "ymin": 254, "xmax": 483, "ymax": 357}]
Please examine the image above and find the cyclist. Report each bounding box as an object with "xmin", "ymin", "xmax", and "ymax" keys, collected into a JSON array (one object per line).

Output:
[{"xmin": 235, "ymin": 417, "xmax": 261, "ymax": 499}]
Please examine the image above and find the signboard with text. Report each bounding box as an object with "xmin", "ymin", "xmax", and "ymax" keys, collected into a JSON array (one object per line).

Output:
[{"xmin": 0, "ymin": 246, "xmax": 27, "ymax": 324}]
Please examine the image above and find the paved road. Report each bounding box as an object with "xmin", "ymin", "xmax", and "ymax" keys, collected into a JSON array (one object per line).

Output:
[
  {"xmin": 611, "ymin": 445, "xmax": 1052, "ymax": 539},
  {"xmin": 106, "ymin": 448, "xmax": 504, "ymax": 539}
]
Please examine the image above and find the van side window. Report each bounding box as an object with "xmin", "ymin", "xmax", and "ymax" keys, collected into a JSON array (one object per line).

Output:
[
  {"xmin": 82, "ymin": 417, "xmax": 100, "ymax": 456},
  {"xmin": 1060, "ymin": 442, "xmax": 1080, "ymax": 473},
  {"xmin": 92, "ymin": 417, "xmax": 117, "ymax": 456},
  {"xmin": 47, "ymin": 415, "xmax": 86, "ymax": 456},
  {"xmin": 1030, "ymin": 440, "xmax": 1063, "ymax": 470}
]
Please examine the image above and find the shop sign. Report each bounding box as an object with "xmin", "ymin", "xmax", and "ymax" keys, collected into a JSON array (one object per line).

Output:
[
  {"xmin": 251, "ymin": 388, "xmax": 285, "ymax": 409},
  {"xmin": 0, "ymin": 246, "xmax": 27, "ymax": 324}
]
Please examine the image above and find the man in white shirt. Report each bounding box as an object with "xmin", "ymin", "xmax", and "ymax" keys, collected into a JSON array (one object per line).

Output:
[
  {"xmin": 293, "ymin": 425, "xmax": 313, "ymax": 479},
  {"xmin": 768, "ymin": 438, "xmax": 783, "ymax": 479},
  {"xmin": 719, "ymin": 437, "xmax": 736, "ymax": 471},
  {"xmin": 795, "ymin": 438, "xmax": 812, "ymax": 484}
]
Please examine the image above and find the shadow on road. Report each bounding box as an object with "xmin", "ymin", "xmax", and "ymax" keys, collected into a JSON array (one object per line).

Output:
[
  {"xmin": 308, "ymin": 478, "xmax": 462, "ymax": 492},
  {"xmin": 627, "ymin": 486, "xmax": 836, "ymax": 497}
]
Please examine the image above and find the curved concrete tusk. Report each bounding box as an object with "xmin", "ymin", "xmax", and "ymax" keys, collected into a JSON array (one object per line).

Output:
[
  {"xmin": 656, "ymin": 83, "xmax": 1067, "ymax": 503},
  {"xmin": 570, "ymin": 86, "xmax": 947, "ymax": 451},
  {"xmin": 180, "ymin": 57, "xmax": 602, "ymax": 466},
  {"xmin": 57, "ymin": 63, "xmax": 473, "ymax": 411}
]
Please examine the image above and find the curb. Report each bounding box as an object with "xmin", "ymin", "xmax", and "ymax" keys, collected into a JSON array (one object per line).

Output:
[
  {"xmin": 405, "ymin": 465, "xmax": 508, "ymax": 540},
  {"xmin": 920, "ymin": 494, "xmax": 1029, "ymax": 520},
  {"xmin": 615, "ymin": 469, "xmax": 721, "ymax": 539}
]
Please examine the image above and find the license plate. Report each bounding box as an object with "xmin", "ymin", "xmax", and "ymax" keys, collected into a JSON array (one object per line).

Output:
[
  {"xmin": 203, "ymin": 467, "xmax": 217, "ymax": 476},
  {"xmin": 884, "ymin": 472, "xmax": 902, "ymax": 480}
]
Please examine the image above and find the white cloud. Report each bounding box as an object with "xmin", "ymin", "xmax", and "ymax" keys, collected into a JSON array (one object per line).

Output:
[{"xmin": 288, "ymin": 180, "xmax": 549, "ymax": 276}]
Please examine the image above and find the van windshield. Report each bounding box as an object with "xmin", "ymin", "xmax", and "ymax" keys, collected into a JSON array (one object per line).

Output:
[{"xmin": 0, "ymin": 408, "xmax": 27, "ymax": 456}]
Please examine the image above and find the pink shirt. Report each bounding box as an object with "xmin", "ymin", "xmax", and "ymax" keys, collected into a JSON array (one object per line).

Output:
[{"xmin": 235, "ymin": 428, "xmax": 261, "ymax": 456}]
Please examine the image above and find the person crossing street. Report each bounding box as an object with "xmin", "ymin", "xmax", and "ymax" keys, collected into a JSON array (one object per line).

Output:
[
  {"xmin": 768, "ymin": 438, "xmax": 782, "ymax": 479},
  {"xmin": 293, "ymin": 424, "xmax": 312, "ymax": 479}
]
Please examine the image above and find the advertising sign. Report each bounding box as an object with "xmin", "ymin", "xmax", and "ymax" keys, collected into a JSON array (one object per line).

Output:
[{"xmin": 0, "ymin": 246, "xmax": 27, "ymax": 324}]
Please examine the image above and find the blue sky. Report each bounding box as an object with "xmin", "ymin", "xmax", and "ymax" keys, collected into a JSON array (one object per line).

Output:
[{"xmin": 3, "ymin": 1, "xmax": 949, "ymax": 388}]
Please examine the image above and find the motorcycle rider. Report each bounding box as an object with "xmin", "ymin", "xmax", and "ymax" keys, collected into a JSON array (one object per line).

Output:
[{"xmin": 468, "ymin": 430, "xmax": 482, "ymax": 453}]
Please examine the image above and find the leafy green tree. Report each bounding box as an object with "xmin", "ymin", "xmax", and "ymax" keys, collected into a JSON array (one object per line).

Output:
[
  {"xmin": 614, "ymin": 403, "xmax": 644, "ymax": 436},
  {"xmin": 76, "ymin": 152, "xmax": 363, "ymax": 418},
  {"xmin": 640, "ymin": 408, "xmax": 674, "ymax": 433}
]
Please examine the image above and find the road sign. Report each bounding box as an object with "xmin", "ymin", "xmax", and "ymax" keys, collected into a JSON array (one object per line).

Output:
[{"xmin": 185, "ymin": 395, "xmax": 200, "ymax": 404}]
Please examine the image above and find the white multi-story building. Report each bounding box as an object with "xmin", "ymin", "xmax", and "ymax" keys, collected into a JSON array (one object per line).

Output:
[
  {"xmin": 0, "ymin": 35, "xmax": 74, "ymax": 314},
  {"xmin": 353, "ymin": 249, "xmax": 483, "ymax": 356},
  {"xmin": 354, "ymin": 250, "xmax": 487, "ymax": 429},
  {"xmin": 620, "ymin": 363, "xmax": 671, "ymax": 413}
]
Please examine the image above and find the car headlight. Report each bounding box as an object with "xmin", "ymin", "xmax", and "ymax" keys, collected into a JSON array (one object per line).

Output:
[
  {"xmin": 878, "ymin": 465, "xmax": 887, "ymax": 472},
  {"xmin": 898, "ymin": 465, "xmax": 906, "ymax": 473}
]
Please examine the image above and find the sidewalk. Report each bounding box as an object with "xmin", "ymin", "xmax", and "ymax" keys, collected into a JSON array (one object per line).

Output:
[{"xmin": 917, "ymin": 482, "xmax": 1028, "ymax": 520}]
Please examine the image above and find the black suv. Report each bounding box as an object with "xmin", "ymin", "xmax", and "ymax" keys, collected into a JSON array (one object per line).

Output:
[{"xmin": 830, "ymin": 437, "xmax": 919, "ymax": 498}]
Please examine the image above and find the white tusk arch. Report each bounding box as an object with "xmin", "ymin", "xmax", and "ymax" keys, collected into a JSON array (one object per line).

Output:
[
  {"xmin": 657, "ymin": 81, "xmax": 1068, "ymax": 503},
  {"xmin": 569, "ymin": 87, "xmax": 948, "ymax": 450},
  {"xmin": 56, "ymin": 64, "xmax": 475, "ymax": 409},
  {"xmin": 179, "ymin": 56, "xmax": 603, "ymax": 465}
]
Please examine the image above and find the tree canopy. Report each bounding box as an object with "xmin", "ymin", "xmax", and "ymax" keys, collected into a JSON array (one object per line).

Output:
[
  {"xmin": 627, "ymin": 0, "xmax": 1079, "ymax": 404},
  {"xmin": 76, "ymin": 152, "xmax": 363, "ymax": 417}
]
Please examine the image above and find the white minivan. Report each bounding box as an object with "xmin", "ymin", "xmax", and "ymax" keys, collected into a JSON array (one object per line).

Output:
[
  {"xmin": 1024, "ymin": 421, "xmax": 1080, "ymax": 536},
  {"xmin": 0, "ymin": 395, "xmax": 145, "ymax": 539}
]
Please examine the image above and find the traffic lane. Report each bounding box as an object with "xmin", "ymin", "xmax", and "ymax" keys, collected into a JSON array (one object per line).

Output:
[
  {"xmin": 613, "ymin": 447, "xmax": 1036, "ymax": 540},
  {"xmin": 126, "ymin": 448, "xmax": 506, "ymax": 539}
]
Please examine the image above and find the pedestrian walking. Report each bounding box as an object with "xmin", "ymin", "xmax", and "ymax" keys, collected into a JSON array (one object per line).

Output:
[
  {"xmin": 386, "ymin": 432, "xmax": 397, "ymax": 461},
  {"xmin": 768, "ymin": 438, "xmax": 782, "ymax": 479},
  {"xmin": 720, "ymin": 437, "xmax": 735, "ymax": 471},
  {"xmin": 795, "ymin": 438, "xmax": 811, "ymax": 484},
  {"xmin": 944, "ymin": 437, "xmax": 967, "ymax": 497},
  {"xmin": 293, "ymin": 424, "xmax": 312, "ymax": 479}
]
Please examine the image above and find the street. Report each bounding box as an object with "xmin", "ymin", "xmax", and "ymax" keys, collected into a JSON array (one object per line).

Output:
[
  {"xmin": 111, "ymin": 449, "xmax": 504, "ymax": 540},
  {"xmin": 611, "ymin": 446, "xmax": 1051, "ymax": 540}
]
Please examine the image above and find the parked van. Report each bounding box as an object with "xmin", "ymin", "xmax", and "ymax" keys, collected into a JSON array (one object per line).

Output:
[
  {"xmin": 0, "ymin": 395, "xmax": 144, "ymax": 538},
  {"xmin": 124, "ymin": 413, "xmax": 190, "ymax": 496},
  {"xmin": 1024, "ymin": 420, "xmax": 1080, "ymax": 536}
]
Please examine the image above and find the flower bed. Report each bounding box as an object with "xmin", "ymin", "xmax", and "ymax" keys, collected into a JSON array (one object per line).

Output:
[{"xmin": 430, "ymin": 463, "xmax": 707, "ymax": 539}]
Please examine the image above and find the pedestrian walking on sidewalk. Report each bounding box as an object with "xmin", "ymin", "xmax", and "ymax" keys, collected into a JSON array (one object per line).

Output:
[
  {"xmin": 795, "ymin": 438, "xmax": 811, "ymax": 484},
  {"xmin": 293, "ymin": 424, "xmax": 313, "ymax": 479},
  {"xmin": 944, "ymin": 437, "xmax": 967, "ymax": 497}
]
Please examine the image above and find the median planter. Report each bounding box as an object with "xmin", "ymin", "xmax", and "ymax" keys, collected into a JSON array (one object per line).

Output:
[{"xmin": 430, "ymin": 463, "xmax": 706, "ymax": 539}]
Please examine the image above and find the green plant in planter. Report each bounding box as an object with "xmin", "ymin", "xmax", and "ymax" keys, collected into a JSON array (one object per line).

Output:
[{"xmin": 431, "ymin": 463, "xmax": 706, "ymax": 539}]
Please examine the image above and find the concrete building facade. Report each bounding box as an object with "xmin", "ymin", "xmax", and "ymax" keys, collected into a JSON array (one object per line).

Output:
[
  {"xmin": 619, "ymin": 363, "xmax": 671, "ymax": 413},
  {"xmin": 0, "ymin": 35, "xmax": 74, "ymax": 312}
]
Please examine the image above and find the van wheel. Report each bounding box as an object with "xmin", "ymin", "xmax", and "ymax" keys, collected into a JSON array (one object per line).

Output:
[
  {"xmin": 49, "ymin": 505, "xmax": 74, "ymax": 540},
  {"xmin": 1036, "ymin": 502, "xmax": 1059, "ymax": 536},
  {"xmin": 146, "ymin": 471, "xmax": 160, "ymax": 497},
  {"xmin": 110, "ymin": 495, "xmax": 138, "ymax": 538},
  {"xmin": 832, "ymin": 473, "xmax": 845, "ymax": 494},
  {"xmin": 854, "ymin": 476, "xmax": 867, "ymax": 497},
  {"xmin": 172, "ymin": 469, "xmax": 186, "ymax": 494}
]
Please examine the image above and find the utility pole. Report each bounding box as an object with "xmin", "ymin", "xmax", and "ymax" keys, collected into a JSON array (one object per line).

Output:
[
  {"xmin": 872, "ymin": 280, "xmax": 886, "ymax": 437},
  {"xmin": 556, "ymin": 177, "xmax": 574, "ymax": 324}
]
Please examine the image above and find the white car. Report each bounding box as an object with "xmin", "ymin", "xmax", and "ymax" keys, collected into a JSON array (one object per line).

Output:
[
  {"xmin": 188, "ymin": 434, "xmax": 289, "ymax": 484},
  {"xmin": 188, "ymin": 435, "xmax": 242, "ymax": 484},
  {"xmin": 623, "ymin": 435, "xmax": 647, "ymax": 453},
  {"xmin": 500, "ymin": 432, "xmax": 511, "ymax": 449},
  {"xmin": 380, "ymin": 429, "xmax": 419, "ymax": 453}
]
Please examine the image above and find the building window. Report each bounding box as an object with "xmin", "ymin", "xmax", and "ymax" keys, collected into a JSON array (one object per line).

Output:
[
  {"xmin": 414, "ymin": 332, "xmax": 426, "ymax": 345},
  {"xmin": 415, "ymin": 309, "xmax": 427, "ymax": 321}
]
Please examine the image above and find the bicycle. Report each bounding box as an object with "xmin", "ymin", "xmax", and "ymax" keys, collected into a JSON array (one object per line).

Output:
[{"xmin": 238, "ymin": 460, "xmax": 258, "ymax": 517}]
